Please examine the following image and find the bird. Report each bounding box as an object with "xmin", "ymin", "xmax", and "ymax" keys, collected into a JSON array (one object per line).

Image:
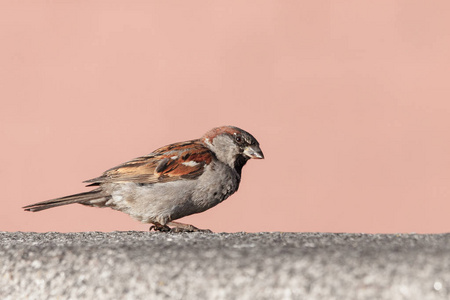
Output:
[{"xmin": 23, "ymin": 126, "xmax": 264, "ymax": 232}]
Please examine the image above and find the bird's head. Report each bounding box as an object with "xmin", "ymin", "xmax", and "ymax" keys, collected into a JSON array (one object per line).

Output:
[{"xmin": 201, "ymin": 126, "xmax": 264, "ymax": 174}]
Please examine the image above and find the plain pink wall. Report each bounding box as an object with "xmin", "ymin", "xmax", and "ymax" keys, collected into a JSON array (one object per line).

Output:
[{"xmin": 2, "ymin": 1, "xmax": 450, "ymax": 233}]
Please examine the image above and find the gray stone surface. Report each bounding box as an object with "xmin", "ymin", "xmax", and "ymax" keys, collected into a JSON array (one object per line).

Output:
[{"xmin": 1, "ymin": 231, "xmax": 450, "ymax": 299}]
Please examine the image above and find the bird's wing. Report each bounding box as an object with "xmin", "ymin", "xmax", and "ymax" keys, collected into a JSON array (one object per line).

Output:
[{"xmin": 83, "ymin": 140, "xmax": 214, "ymax": 186}]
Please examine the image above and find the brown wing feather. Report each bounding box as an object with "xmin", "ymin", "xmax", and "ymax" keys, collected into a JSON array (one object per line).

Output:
[{"xmin": 84, "ymin": 140, "xmax": 213, "ymax": 185}]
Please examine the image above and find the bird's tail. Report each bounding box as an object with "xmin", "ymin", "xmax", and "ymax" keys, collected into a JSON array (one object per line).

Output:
[{"xmin": 23, "ymin": 188, "xmax": 107, "ymax": 212}]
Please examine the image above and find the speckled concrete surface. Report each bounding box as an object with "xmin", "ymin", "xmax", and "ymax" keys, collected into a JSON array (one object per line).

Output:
[{"xmin": 1, "ymin": 232, "xmax": 450, "ymax": 299}]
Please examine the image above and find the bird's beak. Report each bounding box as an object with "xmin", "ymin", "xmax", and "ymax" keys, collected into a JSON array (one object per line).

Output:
[{"xmin": 243, "ymin": 145, "xmax": 264, "ymax": 159}]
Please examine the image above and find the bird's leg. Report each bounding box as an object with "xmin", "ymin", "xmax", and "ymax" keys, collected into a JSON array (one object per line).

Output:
[
  {"xmin": 149, "ymin": 223, "xmax": 171, "ymax": 232},
  {"xmin": 167, "ymin": 221, "xmax": 212, "ymax": 233}
]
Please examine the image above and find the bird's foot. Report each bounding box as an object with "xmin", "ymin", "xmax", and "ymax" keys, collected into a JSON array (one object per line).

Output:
[
  {"xmin": 149, "ymin": 224, "xmax": 171, "ymax": 232},
  {"xmin": 167, "ymin": 221, "xmax": 213, "ymax": 233}
]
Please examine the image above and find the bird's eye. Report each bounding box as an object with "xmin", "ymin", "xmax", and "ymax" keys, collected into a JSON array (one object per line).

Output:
[{"xmin": 235, "ymin": 135, "xmax": 242, "ymax": 143}]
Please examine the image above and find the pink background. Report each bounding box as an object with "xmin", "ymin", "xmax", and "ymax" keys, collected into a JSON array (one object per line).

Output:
[{"xmin": 2, "ymin": 1, "xmax": 450, "ymax": 233}]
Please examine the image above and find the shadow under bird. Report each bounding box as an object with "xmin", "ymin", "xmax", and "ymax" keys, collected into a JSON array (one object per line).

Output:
[{"xmin": 23, "ymin": 126, "xmax": 264, "ymax": 232}]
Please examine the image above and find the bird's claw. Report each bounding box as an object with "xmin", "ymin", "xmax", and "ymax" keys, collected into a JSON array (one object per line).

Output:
[
  {"xmin": 150, "ymin": 223, "xmax": 212, "ymax": 233},
  {"xmin": 149, "ymin": 224, "xmax": 171, "ymax": 232},
  {"xmin": 170, "ymin": 226, "xmax": 212, "ymax": 233}
]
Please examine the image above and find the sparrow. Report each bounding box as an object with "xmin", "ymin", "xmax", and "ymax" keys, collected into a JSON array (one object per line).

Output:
[{"xmin": 23, "ymin": 126, "xmax": 264, "ymax": 232}]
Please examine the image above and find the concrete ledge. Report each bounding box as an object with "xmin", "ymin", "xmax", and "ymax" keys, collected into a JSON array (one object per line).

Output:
[{"xmin": 1, "ymin": 232, "xmax": 450, "ymax": 299}]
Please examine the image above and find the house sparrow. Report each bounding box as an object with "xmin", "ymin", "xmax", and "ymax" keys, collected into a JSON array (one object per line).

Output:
[{"xmin": 23, "ymin": 126, "xmax": 264, "ymax": 232}]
